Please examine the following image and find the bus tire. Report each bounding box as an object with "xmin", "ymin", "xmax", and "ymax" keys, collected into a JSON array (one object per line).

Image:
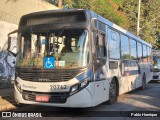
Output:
[
  {"xmin": 107, "ymin": 78, "xmax": 117, "ymax": 105},
  {"xmin": 140, "ymin": 74, "xmax": 146, "ymax": 90}
]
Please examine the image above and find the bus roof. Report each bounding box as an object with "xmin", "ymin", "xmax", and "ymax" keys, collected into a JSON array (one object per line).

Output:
[
  {"xmin": 20, "ymin": 9, "xmax": 151, "ymax": 47},
  {"xmin": 20, "ymin": 9, "xmax": 86, "ymax": 19}
]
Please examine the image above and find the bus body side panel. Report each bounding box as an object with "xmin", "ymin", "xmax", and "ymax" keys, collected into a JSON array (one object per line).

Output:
[
  {"xmin": 119, "ymin": 75, "xmax": 137, "ymax": 95},
  {"xmin": 136, "ymin": 62, "xmax": 143, "ymax": 88},
  {"xmin": 91, "ymin": 11, "xmax": 152, "ymax": 98},
  {"xmin": 119, "ymin": 60, "xmax": 141, "ymax": 95},
  {"xmin": 143, "ymin": 63, "xmax": 153, "ymax": 83},
  {"xmin": 136, "ymin": 62, "xmax": 153, "ymax": 88},
  {"xmin": 91, "ymin": 80, "xmax": 110, "ymax": 106},
  {"xmin": 146, "ymin": 63, "xmax": 153, "ymax": 82}
]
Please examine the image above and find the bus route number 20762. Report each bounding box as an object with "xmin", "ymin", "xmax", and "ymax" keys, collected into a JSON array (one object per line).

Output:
[{"xmin": 50, "ymin": 85, "xmax": 67, "ymax": 90}]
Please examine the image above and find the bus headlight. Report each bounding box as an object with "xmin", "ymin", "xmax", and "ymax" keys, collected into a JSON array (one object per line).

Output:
[
  {"xmin": 71, "ymin": 84, "xmax": 79, "ymax": 93},
  {"xmin": 15, "ymin": 79, "xmax": 22, "ymax": 93},
  {"xmin": 70, "ymin": 78, "xmax": 90, "ymax": 95},
  {"xmin": 80, "ymin": 78, "xmax": 89, "ymax": 88}
]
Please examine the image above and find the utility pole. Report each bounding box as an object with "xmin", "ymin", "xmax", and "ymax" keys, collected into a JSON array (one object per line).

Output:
[{"xmin": 137, "ymin": 0, "xmax": 141, "ymax": 36}]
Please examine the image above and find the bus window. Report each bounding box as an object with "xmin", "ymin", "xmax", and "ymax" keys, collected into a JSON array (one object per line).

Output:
[
  {"xmin": 121, "ymin": 35, "xmax": 130, "ymax": 59},
  {"xmin": 94, "ymin": 20, "xmax": 105, "ymax": 32},
  {"xmin": 147, "ymin": 47, "xmax": 151, "ymax": 62},
  {"xmin": 17, "ymin": 29, "xmax": 90, "ymax": 68},
  {"xmin": 137, "ymin": 42, "xmax": 142, "ymax": 60},
  {"xmin": 108, "ymin": 29, "xmax": 120, "ymax": 59},
  {"xmin": 143, "ymin": 45, "xmax": 148, "ymax": 62},
  {"xmin": 23, "ymin": 33, "xmax": 32, "ymax": 59},
  {"xmin": 95, "ymin": 32, "xmax": 106, "ymax": 58},
  {"xmin": 130, "ymin": 39, "xmax": 137, "ymax": 59}
]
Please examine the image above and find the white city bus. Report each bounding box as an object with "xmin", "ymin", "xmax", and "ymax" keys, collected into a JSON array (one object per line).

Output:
[
  {"xmin": 152, "ymin": 50, "xmax": 160, "ymax": 81},
  {"xmin": 11, "ymin": 9, "xmax": 153, "ymax": 107}
]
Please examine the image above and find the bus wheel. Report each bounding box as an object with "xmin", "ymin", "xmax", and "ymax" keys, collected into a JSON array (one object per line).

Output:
[
  {"xmin": 140, "ymin": 74, "xmax": 146, "ymax": 90},
  {"xmin": 107, "ymin": 78, "xmax": 117, "ymax": 105}
]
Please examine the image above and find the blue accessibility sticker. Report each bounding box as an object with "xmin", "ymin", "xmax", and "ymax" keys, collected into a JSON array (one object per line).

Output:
[
  {"xmin": 44, "ymin": 56, "xmax": 55, "ymax": 69},
  {"xmin": 42, "ymin": 39, "xmax": 46, "ymax": 44}
]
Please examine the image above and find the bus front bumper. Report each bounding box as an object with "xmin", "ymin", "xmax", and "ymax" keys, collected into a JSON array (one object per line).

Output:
[{"xmin": 14, "ymin": 85, "xmax": 92, "ymax": 108}]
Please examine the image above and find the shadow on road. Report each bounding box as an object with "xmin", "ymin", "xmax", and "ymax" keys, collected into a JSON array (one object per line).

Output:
[{"xmin": 149, "ymin": 80, "xmax": 160, "ymax": 83}]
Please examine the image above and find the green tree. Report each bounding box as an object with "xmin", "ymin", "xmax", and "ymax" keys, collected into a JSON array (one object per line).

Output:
[
  {"xmin": 120, "ymin": 0, "xmax": 160, "ymax": 49},
  {"xmin": 42, "ymin": 0, "xmax": 129, "ymax": 28},
  {"xmin": 154, "ymin": 31, "xmax": 160, "ymax": 50},
  {"xmin": 64, "ymin": 0, "xmax": 129, "ymax": 28}
]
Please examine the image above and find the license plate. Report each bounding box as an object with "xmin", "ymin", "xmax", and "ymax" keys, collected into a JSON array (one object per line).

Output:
[{"xmin": 35, "ymin": 95, "xmax": 49, "ymax": 102}]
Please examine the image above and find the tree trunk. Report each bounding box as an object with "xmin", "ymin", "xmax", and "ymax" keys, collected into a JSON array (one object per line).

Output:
[{"xmin": 58, "ymin": 0, "xmax": 62, "ymax": 8}]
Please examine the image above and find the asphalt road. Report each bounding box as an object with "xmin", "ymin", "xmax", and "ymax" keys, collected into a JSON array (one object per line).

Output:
[{"xmin": 0, "ymin": 81, "xmax": 160, "ymax": 120}]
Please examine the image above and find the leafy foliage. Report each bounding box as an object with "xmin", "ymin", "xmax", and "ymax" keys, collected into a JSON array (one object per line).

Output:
[
  {"xmin": 64, "ymin": 0, "xmax": 129, "ymax": 29},
  {"xmin": 64, "ymin": 0, "xmax": 160, "ymax": 49},
  {"xmin": 120, "ymin": 0, "xmax": 160, "ymax": 49}
]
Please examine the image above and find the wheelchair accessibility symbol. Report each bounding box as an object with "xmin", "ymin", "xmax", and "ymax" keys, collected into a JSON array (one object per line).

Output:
[{"xmin": 44, "ymin": 57, "xmax": 55, "ymax": 69}]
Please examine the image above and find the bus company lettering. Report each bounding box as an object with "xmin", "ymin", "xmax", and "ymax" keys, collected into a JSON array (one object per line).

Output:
[
  {"xmin": 38, "ymin": 78, "xmax": 48, "ymax": 82},
  {"xmin": 22, "ymin": 84, "xmax": 37, "ymax": 89},
  {"xmin": 11, "ymin": 112, "xmax": 42, "ymax": 117}
]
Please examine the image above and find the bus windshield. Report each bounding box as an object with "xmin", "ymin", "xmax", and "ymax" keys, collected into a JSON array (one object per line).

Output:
[
  {"xmin": 153, "ymin": 56, "xmax": 160, "ymax": 69},
  {"xmin": 16, "ymin": 28, "xmax": 90, "ymax": 69}
]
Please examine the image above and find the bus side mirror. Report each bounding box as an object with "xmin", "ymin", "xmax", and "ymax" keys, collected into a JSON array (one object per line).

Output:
[
  {"xmin": 7, "ymin": 36, "xmax": 17, "ymax": 57},
  {"xmin": 7, "ymin": 36, "xmax": 12, "ymax": 51},
  {"xmin": 7, "ymin": 29, "xmax": 18, "ymax": 57}
]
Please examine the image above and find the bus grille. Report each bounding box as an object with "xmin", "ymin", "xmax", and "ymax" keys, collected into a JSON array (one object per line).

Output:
[
  {"xmin": 19, "ymin": 72, "xmax": 73, "ymax": 82},
  {"xmin": 16, "ymin": 68, "xmax": 85, "ymax": 82},
  {"xmin": 22, "ymin": 90, "xmax": 69, "ymax": 103}
]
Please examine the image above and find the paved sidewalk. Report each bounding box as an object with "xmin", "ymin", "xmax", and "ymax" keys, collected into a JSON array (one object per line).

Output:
[{"xmin": 0, "ymin": 88, "xmax": 16, "ymax": 111}]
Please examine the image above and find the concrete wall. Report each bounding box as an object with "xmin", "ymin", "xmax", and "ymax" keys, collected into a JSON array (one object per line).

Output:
[
  {"xmin": 0, "ymin": 21, "xmax": 17, "ymax": 50},
  {"xmin": 0, "ymin": 0, "xmax": 58, "ymax": 48},
  {"xmin": 0, "ymin": 0, "xmax": 58, "ymax": 24},
  {"xmin": 0, "ymin": 21, "xmax": 17, "ymax": 88},
  {"xmin": 0, "ymin": 0, "xmax": 58, "ymax": 88}
]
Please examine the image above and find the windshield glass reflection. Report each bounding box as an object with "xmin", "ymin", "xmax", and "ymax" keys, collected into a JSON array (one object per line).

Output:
[{"xmin": 16, "ymin": 28, "xmax": 90, "ymax": 69}]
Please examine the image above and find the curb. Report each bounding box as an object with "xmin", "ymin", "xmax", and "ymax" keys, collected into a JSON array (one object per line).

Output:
[
  {"xmin": 0, "ymin": 96, "xmax": 16, "ymax": 111},
  {"xmin": 0, "ymin": 87, "xmax": 16, "ymax": 111},
  {"xmin": 0, "ymin": 104, "xmax": 16, "ymax": 111}
]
